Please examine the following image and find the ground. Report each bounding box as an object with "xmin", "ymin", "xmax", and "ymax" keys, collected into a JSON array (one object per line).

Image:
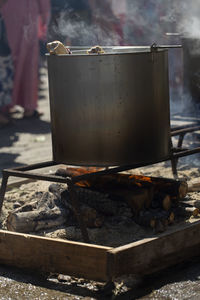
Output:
[{"xmin": 1, "ymin": 66, "xmax": 200, "ymax": 298}]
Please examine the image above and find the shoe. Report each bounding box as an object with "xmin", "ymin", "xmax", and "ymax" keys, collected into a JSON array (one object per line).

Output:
[
  {"xmin": 9, "ymin": 106, "xmax": 22, "ymax": 115},
  {"xmin": 23, "ymin": 110, "xmax": 44, "ymax": 119}
]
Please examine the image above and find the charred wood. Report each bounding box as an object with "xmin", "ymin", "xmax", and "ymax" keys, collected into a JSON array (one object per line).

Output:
[
  {"xmin": 134, "ymin": 210, "xmax": 156, "ymax": 228},
  {"xmin": 151, "ymin": 193, "xmax": 171, "ymax": 211},
  {"xmin": 61, "ymin": 187, "xmax": 127, "ymax": 216},
  {"xmin": 134, "ymin": 209, "xmax": 174, "ymax": 231},
  {"xmin": 56, "ymin": 167, "xmax": 188, "ymax": 199},
  {"xmin": 173, "ymin": 206, "xmax": 199, "ymax": 219},
  {"xmin": 6, "ymin": 206, "xmax": 68, "ymax": 233},
  {"xmin": 110, "ymin": 187, "xmax": 153, "ymax": 215},
  {"xmin": 81, "ymin": 205, "xmax": 104, "ymax": 228}
]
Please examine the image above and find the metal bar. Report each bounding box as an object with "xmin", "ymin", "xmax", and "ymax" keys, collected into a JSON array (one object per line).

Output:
[
  {"xmin": 66, "ymin": 178, "xmax": 90, "ymax": 243},
  {"xmin": 12, "ymin": 161, "xmax": 57, "ymax": 172},
  {"xmin": 0, "ymin": 172, "xmax": 9, "ymax": 213},
  {"xmin": 155, "ymin": 45, "xmax": 182, "ymax": 49},
  {"xmin": 172, "ymin": 147, "xmax": 188, "ymax": 153},
  {"xmin": 173, "ymin": 147, "xmax": 200, "ymax": 159},
  {"xmin": 171, "ymin": 124, "xmax": 199, "ymax": 132},
  {"xmin": 169, "ymin": 138, "xmax": 178, "ymax": 179},
  {"xmin": 70, "ymin": 159, "xmax": 171, "ymax": 184},
  {"xmin": 171, "ymin": 158, "xmax": 178, "ymax": 179},
  {"xmin": 2, "ymin": 169, "xmax": 69, "ymax": 184},
  {"xmin": 177, "ymin": 133, "xmax": 185, "ymax": 149},
  {"xmin": 171, "ymin": 125, "xmax": 200, "ymax": 136}
]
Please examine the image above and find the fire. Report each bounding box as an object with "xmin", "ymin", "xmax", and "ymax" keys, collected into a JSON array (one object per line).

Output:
[{"xmin": 65, "ymin": 167, "xmax": 153, "ymax": 189}]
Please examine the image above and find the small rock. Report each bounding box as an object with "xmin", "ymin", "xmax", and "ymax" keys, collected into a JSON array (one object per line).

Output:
[{"xmin": 13, "ymin": 202, "xmax": 21, "ymax": 209}]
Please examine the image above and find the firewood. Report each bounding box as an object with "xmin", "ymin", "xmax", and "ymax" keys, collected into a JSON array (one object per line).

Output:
[
  {"xmin": 150, "ymin": 209, "xmax": 175, "ymax": 225},
  {"xmin": 119, "ymin": 188, "xmax": 153, "ymax": 214},
  {"xmin": 180, "ymin": 199, "xmax": 200, "ymax": 210},
  {"xmin": 155, "ymin": 181, "xmax": 188, "ymax": 199},
  {"xmin": 134, "ymin": 211, "xmax": 156, "ymax": 228},
  {"xmin": 154, "ymin": 220, "xmax": 165, "ymax": 233},
  {"xmin": 185, "ymin": 207, "xmax": 199, "ymax": 217},
  {"xmin": 56, "ymin": 167, "xmax": 188, "ymax": 199},
  {"xmin": 123, "ymin": 188, "xmax": 149, "ymax": 214},
  {"xmin": 81, "ymin": 205, "xmax": 104, "ymax": 228},
  {"xmin": 135, "ymin": 208, "xmax": 175, "ymax": 230},
  {"xmin": 6, "ymin": 207, "xmax": 69, "ymax": 233},
  {"xmin": 61, "ymin": 187, "xmax": 126, "ymax": 216},
  {"xmin": 151, "ymin": 193, "xmax": 171, "ymax": 211},
  {"xmin": 168, "ymin": 211, "xmax": 175, "ymax": 224},
  {"xmin": 173, "ymin": 206, "xmax": 199, "ymax": 218}
]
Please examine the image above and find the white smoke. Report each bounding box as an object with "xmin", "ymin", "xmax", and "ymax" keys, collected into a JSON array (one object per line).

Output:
[
  {"xmin": 48, "ymin": 4, "xmax": 120, "ymax": 46},
  {"xmin": 48, "ymin": 1, "xmax": 200, "ymax": 115}
]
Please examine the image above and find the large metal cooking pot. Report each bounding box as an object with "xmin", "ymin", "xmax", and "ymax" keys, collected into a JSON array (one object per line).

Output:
[{"xmin": 47, "ymin": 46, "xmax": 170, "ymax": 166}]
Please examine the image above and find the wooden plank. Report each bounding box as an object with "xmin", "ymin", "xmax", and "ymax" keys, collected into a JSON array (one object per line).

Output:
[
  {"xmin": 0, "ymin": 230, "xmax": 112, "ymax": 282},
  {"xmin": 108, "ymin": 220, "xmax": 200, "ymax": 278}
]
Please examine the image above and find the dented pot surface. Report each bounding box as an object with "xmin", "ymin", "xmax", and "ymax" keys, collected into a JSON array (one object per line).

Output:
[{"xmin": 47, "ymin": 47, "xmax": 170, "ymax": 166}]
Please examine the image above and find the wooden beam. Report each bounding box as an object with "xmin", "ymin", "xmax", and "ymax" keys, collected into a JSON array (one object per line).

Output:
[
  {"xmin": 0, "ymin": 230, "xmax": 112, "ymax": 282},
  {"xmin": 108, "ymin": 220, "xmax": 200, "ymax": 278}
]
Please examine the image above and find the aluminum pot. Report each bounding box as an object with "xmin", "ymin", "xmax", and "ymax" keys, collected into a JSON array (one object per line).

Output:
[{"xmin": 47, "ymin": 47, "xmax": 170, "ymax": 166}]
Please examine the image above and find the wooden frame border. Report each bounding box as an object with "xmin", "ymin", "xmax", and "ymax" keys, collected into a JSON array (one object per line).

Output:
[
  {"xmin": 0, "ymin": 230, "xmax": 112, "ymax": 282},
  {"xmin": 108, "ymin": 219, "xmax": 200, "ymax": 279}
]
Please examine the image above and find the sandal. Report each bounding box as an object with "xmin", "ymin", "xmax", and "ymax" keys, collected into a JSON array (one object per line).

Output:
[{"xmin": 9, "ymin": 106, "xmax": 22, "ymax": 115}]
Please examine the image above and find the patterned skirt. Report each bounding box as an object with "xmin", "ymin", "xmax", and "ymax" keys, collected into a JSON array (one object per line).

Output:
[
  {"xmin": 0, "ymin": 54, "xmax": 13, "ymax": 108},
  {"xmin": 0, "ymin": 13, "xmax": 13, "ymax": 108}
]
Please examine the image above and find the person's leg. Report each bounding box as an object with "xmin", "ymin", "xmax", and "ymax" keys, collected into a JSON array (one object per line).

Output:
[{"xmin": 22, "ymin": 40, "xmax": 39, "ymax": 117}]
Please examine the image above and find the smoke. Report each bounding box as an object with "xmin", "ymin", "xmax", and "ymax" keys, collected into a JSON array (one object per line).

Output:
[
  {"xmin": 48, "ymin": 4, "xmax": 120, "ymax": 46},
  {"xmin": 48, "ymin": 1, "xmax": 200, "ymax": 114},
  {"xmin": 171, "ymin": 1, "xmax": 200, "ymax": 40}
]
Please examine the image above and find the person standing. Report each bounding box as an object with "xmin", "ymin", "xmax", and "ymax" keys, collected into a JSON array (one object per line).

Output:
[
  {"xmin": 1, "ymin": 0, "xmax": 50, "ymax": 118},
  {"xmin": 0, "ymin": 0, "xmax": 13, "ymax": 126}
]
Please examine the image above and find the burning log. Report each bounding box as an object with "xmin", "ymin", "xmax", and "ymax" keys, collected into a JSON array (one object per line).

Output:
[{"xmin": 56, "ymin": 167, "xmax": 188, "ymax": 199}]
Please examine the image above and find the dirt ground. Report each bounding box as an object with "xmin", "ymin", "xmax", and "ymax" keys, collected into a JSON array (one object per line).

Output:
[{"xmin": 1, "ymin": 66, "xmax": 200, "ymax": 298}]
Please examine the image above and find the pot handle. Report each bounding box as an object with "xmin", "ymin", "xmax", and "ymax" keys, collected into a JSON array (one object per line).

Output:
[{"xmin": 151, "ymin": 43, "xmax": 182, "ymax": 51}]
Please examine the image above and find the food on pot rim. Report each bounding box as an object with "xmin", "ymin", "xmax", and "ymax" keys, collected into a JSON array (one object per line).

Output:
[
  {"xmin": 87, "ymin": 45, "xmax": 105, "ymax": 54},
  {"xmin": 46, "ymin": 41, "xmax": 71, "ymax": 55}
]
